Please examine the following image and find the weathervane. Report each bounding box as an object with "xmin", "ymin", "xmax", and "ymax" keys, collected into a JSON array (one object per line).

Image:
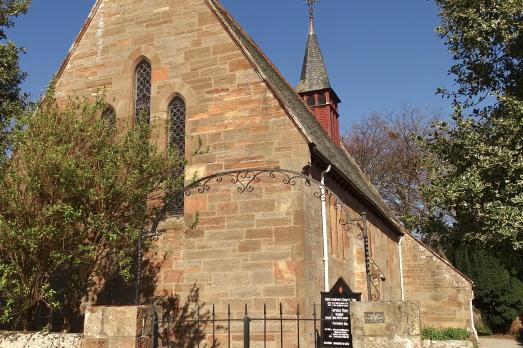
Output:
[{"xmin": 306, "ymin": 0, "xmax": 319, "ymax": 19}]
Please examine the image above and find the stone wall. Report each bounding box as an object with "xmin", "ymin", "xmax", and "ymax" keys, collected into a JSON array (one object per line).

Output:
[
  {"xmin": 422, "ymin": 340, "xmax": 473, "ymax": 348},
  {"xmin": 54, "ymin": 0, "xmax": 312, "ymax": 316},
  {"xmin": 402, "ymin": 233, "xmax": 474, "ymax": 330},
  {"xmin": 350, "ymin": 301, "xmax": 422, "ymax": 348},
  {"xmin": 0, "ymin": 331, "xmax": 82, "ymax": 348},
  {"xmin": 82, "ymin": 306, "xmax": 153, "ymax": 348}
]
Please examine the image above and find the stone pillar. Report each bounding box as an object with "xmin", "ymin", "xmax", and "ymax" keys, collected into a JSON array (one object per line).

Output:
[
  {"xmin": 82, "ymin": 306, "xmax": 154, "ymax": 348},
  {"xmin": 350, "ymin": 301, "xmax": 422, "ymax": 348}
]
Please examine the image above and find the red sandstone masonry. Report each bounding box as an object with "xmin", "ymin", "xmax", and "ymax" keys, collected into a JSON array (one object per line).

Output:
[{"xmin": 402, "ymin": 233, "xmax": 473, "ymax": 330}]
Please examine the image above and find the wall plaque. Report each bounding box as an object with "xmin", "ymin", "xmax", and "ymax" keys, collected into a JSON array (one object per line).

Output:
[
  {"xmin": 321, "ymin": 277, "xmax": 361, "ymax": 348},
  {"xmin": 364, "ymin": 312, "xmax": 385, "ymax": 324}
]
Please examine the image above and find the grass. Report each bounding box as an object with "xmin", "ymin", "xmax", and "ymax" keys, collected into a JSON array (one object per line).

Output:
[{"xmin": 422, "ymin": 327, "xmax": 470, "ymax": 341}]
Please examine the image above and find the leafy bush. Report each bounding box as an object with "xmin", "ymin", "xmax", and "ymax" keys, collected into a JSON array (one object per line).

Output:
[
  {"xmin": 0, "ymin": 95, "xmax": 184, "ymax": 331},
  {"xmin": 452, "ymin": 248, "xmax": 523, "ymax": 332},
  {"xmin": 422, "ymin": 327, "xmax": 469, "ymax": 341}
]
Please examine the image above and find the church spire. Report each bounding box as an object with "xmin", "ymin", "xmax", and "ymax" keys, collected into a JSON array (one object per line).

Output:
[
  {"xmin": 296, "ymin": 0, "xmax": 342, "ymax": 145},
  {"xmin": 296, "ymin": 0, "xmax": 332, "ymax": 94}
]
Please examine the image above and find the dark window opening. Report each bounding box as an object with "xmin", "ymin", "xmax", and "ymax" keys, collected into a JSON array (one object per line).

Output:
[
  {"xmin": 102, "ymin": 105, "xmax": 116, "ymax": 130},
  {"xmin": 318, "ymin": 94, "xmax": 327, "ymax": 105},
  {"xmin": 134, "ymin": 59, "xmax": 151, "ymax": 124},
  {"xmin": 168, "ymin": 96, "xmax": 186, "ymax": 215},
  {"xmin": 307, "ymin": 95, "xmax": 316, "ymax": 107}
]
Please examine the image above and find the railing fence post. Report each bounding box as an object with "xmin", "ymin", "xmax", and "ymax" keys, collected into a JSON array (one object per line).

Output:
[
  {"xmin": 243, "ymin": 304, "xmax": 250, "ymax": 348},
  {"xmin": 151, "ymin": 304, "xmax": 158, "ymax": 348}
]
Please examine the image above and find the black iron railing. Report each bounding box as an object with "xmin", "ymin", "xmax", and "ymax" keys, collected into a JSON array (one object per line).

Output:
[{"xmin": 150, "ymin": 302, "xmax": 353, "ymax": 348}]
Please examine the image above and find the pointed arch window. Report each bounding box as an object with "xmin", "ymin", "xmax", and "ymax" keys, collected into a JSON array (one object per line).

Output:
[
  {"xmin": 102, "ymin": 105, "xmax": 116, "ymax": 130},
  {"xmin": 168, "ymin": 96, "xmax": 186, "ymax": 215},
  {"xmin": 134, "ymin": 59, "xmax": 151, "ymax": 124}
]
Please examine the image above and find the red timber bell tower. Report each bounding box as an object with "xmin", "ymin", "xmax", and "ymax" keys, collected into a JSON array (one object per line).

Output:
[{"xmin": 296, "ymin": 0, "xmax": 341, "ymax": 145}]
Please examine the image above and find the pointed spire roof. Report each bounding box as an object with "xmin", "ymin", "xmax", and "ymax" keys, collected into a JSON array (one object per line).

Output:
[{"xmin": 295, "ymin": 15, "xmax": 332, "ymax": 93}]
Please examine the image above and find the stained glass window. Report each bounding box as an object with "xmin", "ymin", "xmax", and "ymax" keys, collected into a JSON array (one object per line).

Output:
[
  {"xmin": 168, "ymin": 96, "xmax": 186, "ymax": 215},
  {"xmin": 102, "ymin": 105, "xmax": 116, "ymax": 130},
  {"xmin": 134, "ymin": 60, "xmax": 151, "ymax": 124}
]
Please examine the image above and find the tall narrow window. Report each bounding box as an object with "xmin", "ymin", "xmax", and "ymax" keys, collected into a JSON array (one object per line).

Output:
[
  {"xmin": 318, "ymin": 94, "xmax": 327, "ymax": 105},
  {"xmin": 134, "ymin": 59, "xmax": 151, "ymax": 124},
  {"xmin": 102, "ymin": 105, "xmax": 116, "ymax": 131},
  {"xmin": 168, "ymin": 96, "xmax": 186, "ymax": 215},
  {"xmin": 307, "ymin": 95, "xmax": 316, "ymax": 107}
]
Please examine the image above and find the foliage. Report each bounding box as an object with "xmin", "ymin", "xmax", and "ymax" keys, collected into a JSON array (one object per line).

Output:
[
  {"xmin": 421, "ymin": 327, "xmax": 470, "ymax": 341},
  {"xmin": 0, "ymin": 95, "xmax": 184, "ymax": 331},
  {"xmin": 451, "ymin": 247, "xmax": 523, "ymax": 332},
  {"xmin": 417, "ymin": 0, "xmax": 523, "ymax": 253},
  {"xmin": 343, "ymin": 106, "xmax": 438, "ymax": 228},
  {"xmin": 0, "ymin": 0, "xmax": 30, "ymax": 162}
]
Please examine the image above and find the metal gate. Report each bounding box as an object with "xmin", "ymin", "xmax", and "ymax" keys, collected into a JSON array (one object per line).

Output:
[{"xmin": 150, "ymin": 302, "xmax": 353, "ymax": 348}]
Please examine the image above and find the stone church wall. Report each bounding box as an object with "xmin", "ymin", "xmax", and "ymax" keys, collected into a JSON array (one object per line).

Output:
[
  {"xmin": 301, "ymin": 166, "xmax": 403, "ymax": 307},
  {"xmin": 53, "ymin": 0, "xmax": 313, "ymax": 320},
  {"xmin": 402, "ymin": 233, "xmax": 473, "ymax": 331}
]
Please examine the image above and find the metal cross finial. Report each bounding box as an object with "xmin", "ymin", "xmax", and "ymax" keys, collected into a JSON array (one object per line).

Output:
[{"xmin": 306, "ymin": 0, "xmax": 319, "ymax": 18}]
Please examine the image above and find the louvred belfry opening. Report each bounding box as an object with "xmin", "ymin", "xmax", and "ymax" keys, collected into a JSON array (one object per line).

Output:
[{"xmin": 296, "ymin": 6, "xmax": 342, "ymax": 145}]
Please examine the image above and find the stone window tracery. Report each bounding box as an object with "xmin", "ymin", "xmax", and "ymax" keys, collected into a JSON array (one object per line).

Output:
[
  {"xmin": 134, "ymin": 59, "xmax": 151, "ymax": 124},
  {"xmin": 168, "ymin": 96, "xmax": 186, "ymax": 215}
]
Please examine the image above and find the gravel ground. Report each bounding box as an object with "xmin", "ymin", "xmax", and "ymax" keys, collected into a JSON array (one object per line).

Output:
[{"xmin": 479, "ymin": 337, "xmax": 522, "ymax": 348}]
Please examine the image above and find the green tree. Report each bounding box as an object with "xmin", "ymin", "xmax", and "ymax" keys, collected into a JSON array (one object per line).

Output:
[
  {"xmin": 419, "ymin": 1, "xmax": 523, "ymax": 254},
  {"xmin": 452, "ymin": 248, "xmax": 523, "ymax": 332},
  {"xmin": 0, "ymin": 95, "xmax": 184, "ymax": 331},
  {"xmin": 0, "ymin": 0, "xmax": 30, "ymax": 162}
]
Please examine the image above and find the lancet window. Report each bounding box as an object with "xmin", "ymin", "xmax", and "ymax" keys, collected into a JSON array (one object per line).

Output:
[
  {"xmin": 134, "ymin": 59, "xmax": 151, "ymax": 124},
  {"xmin": 168, "ymin": 96, "xmax": 186, "ymax": 215}
]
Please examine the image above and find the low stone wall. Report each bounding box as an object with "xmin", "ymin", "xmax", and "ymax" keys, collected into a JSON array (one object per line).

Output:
[
  {"xmin": 422, "ymin": 339, "xmax": 473, "ymax": 348},
  {"xmin": 83, "ymin": 305, "xmax": 153, "ymax": 348},
  {"xmin": 0, "ymin": 331, "xmax": 83, "ymax": 348},
  {"xmin": 351, "ymin": 301, "xmax": 422, "ymax": 348}
]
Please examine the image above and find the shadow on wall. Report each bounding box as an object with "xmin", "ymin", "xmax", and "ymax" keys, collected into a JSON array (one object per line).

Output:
[
  {"xmin": 154, "ymin": 286, "xmax": 220, "ymax": 348},
  {"xmin": 97, "ymin": 256, "xmax": 214, "ymax": 347},
  {"xmin": 96, "ymin": 255, "xmax": 162, "ymax": 306}
]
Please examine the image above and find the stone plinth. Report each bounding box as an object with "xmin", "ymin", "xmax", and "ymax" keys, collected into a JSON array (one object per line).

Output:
[
  {"xmin": 83, "ymin": 306, "xmax": 153, "ymax": 348},
  {"xmin": 422, "ymin": 340, "xmax": 473, "ymax": 348},
  {"xmin": 351, "ymin": 301, "xmax": 422, "ymax": 348}
]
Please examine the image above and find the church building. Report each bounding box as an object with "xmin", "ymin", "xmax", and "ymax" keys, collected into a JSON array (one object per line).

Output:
[{"xmin": 53, "ymin": 0, "xmax": 475, "ymax": 343}]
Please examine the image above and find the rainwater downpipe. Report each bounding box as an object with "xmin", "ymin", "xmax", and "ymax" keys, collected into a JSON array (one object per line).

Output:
[
  {"xmin": 320, "ymin": 165, "xmax": 332, "ymax": 292},
  {"xmin": 399, "ymin": 235, "xmax": 405, "ymax": 301}
]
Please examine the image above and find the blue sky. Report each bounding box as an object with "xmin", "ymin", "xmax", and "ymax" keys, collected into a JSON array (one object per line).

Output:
[{"xmin": 9, "ymin": 0, "xmax": 454, "ymax": 130}]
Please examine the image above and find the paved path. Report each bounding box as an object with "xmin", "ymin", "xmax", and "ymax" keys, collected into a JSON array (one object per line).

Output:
[{"xmin": 479, "ymin": 337, "xmax": 522, "ymax": 348}]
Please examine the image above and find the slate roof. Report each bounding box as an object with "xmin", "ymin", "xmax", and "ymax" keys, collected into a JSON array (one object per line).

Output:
[
  {"xmin": 295, "ymin": 18, "xmax": 332, "ymax": 94},
  {"xmin": 206, "ymin": 0, "xmax": 404, "ymax": 235}
]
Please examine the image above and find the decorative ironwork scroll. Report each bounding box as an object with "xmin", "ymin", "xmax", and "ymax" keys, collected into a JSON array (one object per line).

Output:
[{"xmin": 140, "ymin": 167, "xmax": 385, "ymax": 303}]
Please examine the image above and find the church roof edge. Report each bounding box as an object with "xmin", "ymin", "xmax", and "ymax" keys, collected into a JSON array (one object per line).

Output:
[{"xmin": 205, "ymin": 0, "xmax": 405, "ymax": 236}]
